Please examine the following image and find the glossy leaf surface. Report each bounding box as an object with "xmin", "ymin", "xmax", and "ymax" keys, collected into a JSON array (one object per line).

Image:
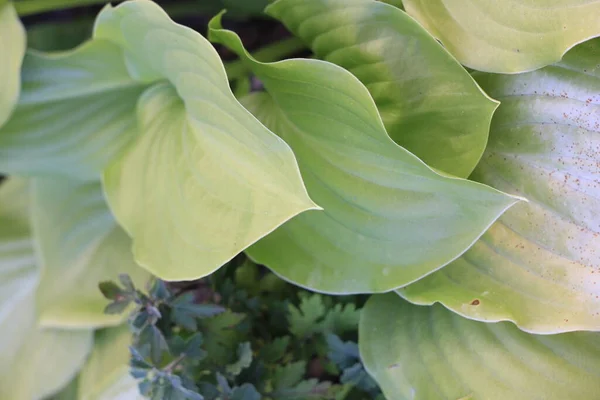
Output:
[
  {"xmin": 32, "ymin": 178, "xmax": 149, "ymax": 328},
  {"xmin": 0, "ymin": 2, "xmax": 25, "ymax": 127},
  {"xmin": 399, "ymin": 38, "xmax": 600, "ymax": 333},
  {"xmin": 96, "ymin": 0, "xmax": 318, "ymax": 280},
  {"xmin": 210, "ymin": 18, "xmax": 520, "ymax": 294},
  {"xmin": 403, "ymin": 0, "xmax": 600, "ymax": 73},
  {"xmin": 268, "ymin": 0, "xmax": 497, "ymax": 177},
  {"xmin": 360, "ymin": 294, "xmax": 600, "ymax": 400}
]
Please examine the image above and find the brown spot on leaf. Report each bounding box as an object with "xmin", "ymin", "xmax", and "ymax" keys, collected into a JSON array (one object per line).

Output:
[{"xmin": 470, "ymin": 299, "xmax": 480, "ymax": 306}]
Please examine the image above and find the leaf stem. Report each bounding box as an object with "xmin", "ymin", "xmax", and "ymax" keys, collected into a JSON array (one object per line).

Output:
[
  {"xmin": 224, "ymin": 36, "xmax": 306, "ymax": 81},
  {"xmin": 164, "ymin": 353, "xmax": 186, "ymax": 373}
]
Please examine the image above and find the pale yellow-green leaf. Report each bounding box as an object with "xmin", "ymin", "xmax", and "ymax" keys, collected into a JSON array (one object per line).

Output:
[
  {"xmin": 399, "ymin": 38, "xmax": 600, "ymax": 333},
  {"xmin": 79, "ymin": 326, "xmax": 143, "ymax": 400},
  {"xmin": 0, "ymin": 179, "xmax": 37, "ymax": 377},
  {"xmin": 3, "ymin": 327, "xmax": 92, "ymax": 400},
  {"xmin": 32, "ymin": 178, "xmax": 149, "ymax": 328},
  {"xmin": 95, "ymin": 0, "xmax": 318, "ymax": 280},
  {"xmin": 403, "ymin": 0, "xmax": 600, "ymax": 73},
  {"xmin": 0, "ymin": 179, "xmax": 93, "ymax": 400},
  {"xmin": 360, "ymin": 294, "xmax": 600, "ymax": 400},
  {"xmin": 0, "ymin": 39, "xmax": 144, "ymax": 180},
  {"xmin": 0, "ymin": 2, "xmax": 25, "ymax": 127},
  {"xmin": 210, "ymin": 17, "xmax": 520, "ymax": 293},
  {"xmin": 267, "ymin": 0, "xmax": 498, "ymax": 177}
]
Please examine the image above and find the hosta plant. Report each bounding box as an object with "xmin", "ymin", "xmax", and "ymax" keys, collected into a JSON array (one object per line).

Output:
[{"xmin": 0, "ymin": 0, "xmax": 599, "ymax": 399}]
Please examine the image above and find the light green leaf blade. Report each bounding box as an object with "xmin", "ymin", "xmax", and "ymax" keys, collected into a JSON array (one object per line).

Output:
[
  {"xmin": 360, "ymin": 294, "xmax": 600, "ymax": 400},
  {"xmin": 403, "ymin": 0, "xmax": 600, "ymax": 73},
  {"xmin": 0, "ymin": 179, "xmax": 93, "ymax": 400},
  {"xmin": 32, "ymin": 177, "xmax": 149, "ymax": 328},
  {"xmin": 267, "ymin": 0, "xmax": 497, "ymax": 177},
  {"xmin": 210, "ymin": 18, "xmax": 521, "ymax": 294},
  {"xmin": 0, "ymin": 178, "xmax": 37, "ymax": 373},
  {"xmin": 399, "ymin": 38, "xmax": 600, "ymax": 333},
  {"xmin": 0, "ymin": 39, "xmax": 145, "ymax": 180},
  {"xmin": 95, "ymin": 0, "xmax": 318, "ymax": 280},
  {"xmin": 0, "ymin": 2, "xmax": 25, "ymax": 127},
  {"xmin": 79, "ymin": 326, "xmax": 143, "ymax": 400},
  {"xmin": 2, "ymin": 327, "xmax": 93, "ymax": 400}
]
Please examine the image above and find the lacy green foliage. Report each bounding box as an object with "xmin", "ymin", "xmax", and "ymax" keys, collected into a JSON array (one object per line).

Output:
[{"xmin": 100, "ymin": 259, "xmax": 382, "ymax": 400}]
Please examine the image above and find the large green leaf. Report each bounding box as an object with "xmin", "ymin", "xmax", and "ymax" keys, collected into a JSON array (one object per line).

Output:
[
  {"xmin": 210, "ymin": 17, "xmax": 520, "ymax": 294},
  {"xmin": 2, "ymin": 327, "xmax": 93, "ymax": 400},
  {"xmin": 95, "ymin": 0, "xmax": 318, "ymax": 280},
  {"xmin": 32, "ymin": 178, "xmax": 149, "ymax": 328},
  {"xmin": 399, "ymin": 38, "xmax": 600, "ymax": 333},
  {"xmin": 0, "ymin": 179, "xmax": 93, "ymax": 400},
  {"xmin": 0, "ymin": 2, "xmax": 25, "ymax": 127},
  {"xmin": 0, "ymin": 39, "xmax": 145, "ymax": 180},
  {"xmin": 79, "ymin": 326, "xmax": 142, "ymax": 400},
  {"xmin": 0, "ymin": 179, "xmax": 37, "ymax": 372},
  {"xmin": 360, "ymin": 294, "xmax": 600, "ymax": 400},
  {"xmin": 267, "ymin": 0, "xmax": 497, "ymax": 177},
  {"xmin": 403, "ymin": 0, "xmax": 600, "ymax": 73}
]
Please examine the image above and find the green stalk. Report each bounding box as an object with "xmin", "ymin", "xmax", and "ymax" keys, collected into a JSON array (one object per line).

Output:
[
  {"xmin": 224, "ymin": 36, "xmax": 306, "ymax": 81},
  {"xmin": 14, "ymin": 0, "xmax": 110, "ymax": 16}
]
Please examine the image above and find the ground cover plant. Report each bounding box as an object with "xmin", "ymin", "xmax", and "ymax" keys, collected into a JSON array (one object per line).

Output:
[{"xmin": 0, "ymin": 0, "xmax": 599, "ymax": 399}]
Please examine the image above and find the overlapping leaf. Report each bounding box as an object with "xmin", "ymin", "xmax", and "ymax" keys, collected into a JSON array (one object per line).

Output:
[
  {"xmin": 93, "ymin": 0, "xmax": 318, "ymax": 280},
  {"xmin": 210, "ymin": 16, "xmax": 520, "ymax": 294},
  {"xmin": 360, "ymin": 294, "xmax": 600, "ymax": 400},
  {"xmin": 267, "ymin": 0, "xmax": 497, "ymax": 177},
  {"xmin": 78, "ymin": 326, "xmax": 143, "ymax": 400},
  {"xmin": 399, "ymin": 38, "xmax": 600, "ymax": 333},
  {"xmin": 0, "ymin": 39, "xmax": 145, "ymax": 180},
  {"xmin": 403, "ymin": 0, "xmax": 600, "ymax": 73},
  {"xmin": 0, "ymin": 179, "xmax": 93, "ymax": 400},
  {"xmin": 0, "ymin": 2, "xmax": 25, "ymax": 127},
  {"xmin": 32, "ymin": 178, "xmax": 149, "ymax": 328}
]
